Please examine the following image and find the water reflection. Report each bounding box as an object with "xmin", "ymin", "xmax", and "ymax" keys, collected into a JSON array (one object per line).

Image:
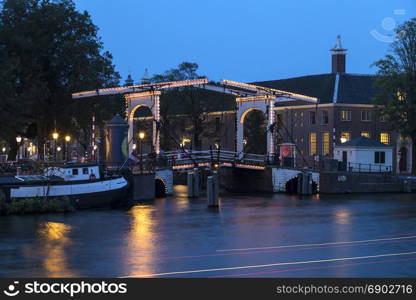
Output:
[
  {"xmin": 334, "ymin": 209, "xmax": 351, "ymax": 225},
  {"xmin": 124, "ymin": 205, "xmax": 158, "ymax": 277},
  {"xmin": 37, "ymin": 222, "xmax": 77, "ymax": 277},
  {"xmin": 172, "ymin": 185, "xmax": 190, "ymax": 213}
]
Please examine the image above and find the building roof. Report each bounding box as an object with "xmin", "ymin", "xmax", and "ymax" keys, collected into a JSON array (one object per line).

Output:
[
  {"xmin": 254, "ymin": 73, "xmax": 378, "ymax": 105},
  {"xmin": 335, "ymin": 136, "xmax": 392, "ymax": 148}
]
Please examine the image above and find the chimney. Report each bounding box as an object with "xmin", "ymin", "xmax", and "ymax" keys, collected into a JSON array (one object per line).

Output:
[{"xmin": 330, "ymin": 35, "xmax": 347, "ymax": 73}]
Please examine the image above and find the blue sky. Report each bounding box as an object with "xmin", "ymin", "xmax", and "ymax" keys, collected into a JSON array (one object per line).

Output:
[{"xmin": 73, "ymin": 0, "xmax": 414, "ymax": 83}]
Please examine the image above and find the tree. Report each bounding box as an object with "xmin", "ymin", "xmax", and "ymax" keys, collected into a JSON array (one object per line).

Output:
[
  {"xmin": 0, "ymin": 0, "xmax": 121, "ymax": 160},
  {"xmin": 152, "ymin": 62, "xmax": 234, "ymax": 151},
  {"xmin": 373, "ymin": 18, "xmax": 416, "ymax": 174}
]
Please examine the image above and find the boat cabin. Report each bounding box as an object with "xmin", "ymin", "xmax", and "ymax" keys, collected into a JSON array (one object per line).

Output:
[{"xmin": 45, "ymin": 163, "xmax": 101, "ymax": 181}]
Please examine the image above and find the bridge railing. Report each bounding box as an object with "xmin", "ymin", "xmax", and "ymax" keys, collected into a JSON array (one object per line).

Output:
[{"xmin": 159, "ymin": 149, "xmax": 268, "ymax": 169}]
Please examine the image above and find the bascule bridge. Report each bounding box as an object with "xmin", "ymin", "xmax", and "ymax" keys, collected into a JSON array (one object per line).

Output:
[{"xmin": 72, "ymin": 77, "xmax": 320, "ymax": 194}]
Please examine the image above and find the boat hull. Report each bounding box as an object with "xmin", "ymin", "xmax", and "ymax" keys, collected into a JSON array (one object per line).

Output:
[{"xmin": 8, "ymin": 177, "xmax": 130, "ymax": 210}]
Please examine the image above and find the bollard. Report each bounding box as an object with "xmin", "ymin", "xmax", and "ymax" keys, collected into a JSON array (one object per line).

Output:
[
  {"xmin": 193, "ymin": 168, "xmax": 200, "ymax": 197},
  {"xmin": 187, "ymin": 171, "xmax": 194, "ymax": 198}
]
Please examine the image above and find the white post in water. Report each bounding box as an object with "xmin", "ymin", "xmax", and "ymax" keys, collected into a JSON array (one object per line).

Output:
[
  {"xmin": 193, "ymin": 168, "xmax": 200, "ymax": 197},
  {"xmin": 297, "ymin": 171, "xmax": 313, "ymax": 195},
  {"xmin": 187, "ymin": 171, "xmax": 194, "ymax": 198},
  {"xmin": 207, "ymin": 171, "xmax": 219, "ymax": 207}
]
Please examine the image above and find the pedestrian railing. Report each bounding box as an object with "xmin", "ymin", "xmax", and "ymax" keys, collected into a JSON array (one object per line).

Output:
[{"xmin": 338, "ymin": 161, "xmax": 392, "ymax": 174}]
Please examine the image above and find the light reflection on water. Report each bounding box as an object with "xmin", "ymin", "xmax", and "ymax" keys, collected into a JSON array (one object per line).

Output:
[
  {"xmin": 37, "ymin": 222, "xmax": 78, "ymax": 277},
  {"xmin": 0, "ymin": 189, "xmax": 415, "ymax": 277},
  {"xmin": 124, "ymin": 205, "xmax": 158, "ymax": 277}
]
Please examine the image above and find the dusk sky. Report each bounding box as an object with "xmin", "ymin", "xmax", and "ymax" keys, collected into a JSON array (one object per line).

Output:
[{"xmin": 73, "ymin": 0, "xmax": 414, "ymax": 84}]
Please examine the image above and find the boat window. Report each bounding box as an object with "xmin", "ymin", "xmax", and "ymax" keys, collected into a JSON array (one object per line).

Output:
[
  {"xmin": 72, "ymin": 169, "xmax": 79, "ymax": 175},
  {"xmin": 82, "ymin": 168, "xmax": 89, "ymax": 174}
]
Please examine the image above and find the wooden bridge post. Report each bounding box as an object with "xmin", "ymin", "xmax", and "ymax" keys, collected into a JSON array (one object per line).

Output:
[
  {"xmin": 193, "ymin": 168, "xmax": 200, "ymax": 197},
  {"xmin": 187, "ymin": 171, "xmax": 194, "ymax": 198},
  {"xmin": 297, "ymin": 171, "xmax": 313, "ymax": 195},
  {"xmin": 207, "ymin": 173, "xmax": 219, "ymax": 207}
]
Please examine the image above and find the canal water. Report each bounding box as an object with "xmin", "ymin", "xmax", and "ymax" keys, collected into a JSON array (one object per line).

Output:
[{"xmin": 0, "ymin": 186, "xmax": 415, "ymax": 277}]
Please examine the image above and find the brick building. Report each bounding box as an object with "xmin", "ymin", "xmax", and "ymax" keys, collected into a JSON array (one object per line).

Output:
[{"xmin": 199, "ymin": 36, "xmax": 412, "ymax": 174}]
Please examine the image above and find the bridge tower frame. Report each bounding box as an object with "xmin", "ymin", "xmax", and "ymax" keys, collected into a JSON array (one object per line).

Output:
[
  {"xmin": 125, "ymin": 91, "xmax": 161, "ymax": 155},
  {"xmin": 236, "ymin": 95, "xmax": 276, "ymax": 155}
]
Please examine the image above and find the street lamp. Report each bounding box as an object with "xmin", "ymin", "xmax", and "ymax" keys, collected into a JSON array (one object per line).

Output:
[
  {"xmin": 65, "ymin": 135, "xmax": 71, "ymax": 162},
  {"xmin": 243, "ymin": 138, "xmax": 247, "ymax": 152},
  {"xmin": 52, "ymin": 131, "xmax": 59, "ymax": 162},
  {"xmin": 340, "ymin": 137, "xmax": 347, "ymax": 143},
  {"xmin": 139, "ymin": 131, "xmax": 145, "ymax": 173},
  {"xmin": 16, "ymin": 136, "xmax": 22, "ymax": 161}
]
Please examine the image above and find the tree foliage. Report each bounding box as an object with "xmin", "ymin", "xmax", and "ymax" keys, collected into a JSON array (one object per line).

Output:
[
  {"xmin": 373, "ymin": 18, "xmax": 416, "ymax": 173},
  {"xmin": 0, "ymin": 0, "xmax": 122, "ymax": 159},
  {"xmin": 152, "ymin": 62, "xmax": 234, "ymax": 150}
]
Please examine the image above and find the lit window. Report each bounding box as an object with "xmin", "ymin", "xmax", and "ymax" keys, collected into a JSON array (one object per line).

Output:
[
  {"xmin": 300, "ymin": 112, "xmax": 304, "ymax": 117},
  {"xmin": 340, "ymin": 110, "xmax": 351, "ymax": 121},
  {"xmin": 340, "ymin": 132, "xmax": 351, "ymax": 143},
  {"xmin": 380, "ymin": 133, "xmax": 390, "ymax": 144},
  {"xmin": 322, "ymin": 132, "xmax": 330, "ymax": 155},
  {"xmin": 397, "ymin": 91, "xmax": 405, "ymax": 101},
  {"xmin": 322, "ymin": 111, "xmax": 329, "ymax": 124},
  {"xmin": 361, "ymin": 132, "xmax": 370, "ymax": 138},
  {"xmin": 361, "ymin": 111, "xmax": 371, "ymax": 121},
  {"xmin": 310, "ymin": 132, "xmax": 317, "ymax": 155}
]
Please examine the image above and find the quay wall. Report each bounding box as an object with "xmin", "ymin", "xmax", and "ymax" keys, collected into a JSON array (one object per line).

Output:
[{"xmin": 319, "ymin": 172, "xmax": 405, "ymax": 193}]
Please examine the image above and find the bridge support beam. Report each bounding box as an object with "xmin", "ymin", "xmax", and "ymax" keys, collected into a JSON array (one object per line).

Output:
[{"xmin": 297, "ymin": 172, "xmax": 313, "ymax": 195}]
